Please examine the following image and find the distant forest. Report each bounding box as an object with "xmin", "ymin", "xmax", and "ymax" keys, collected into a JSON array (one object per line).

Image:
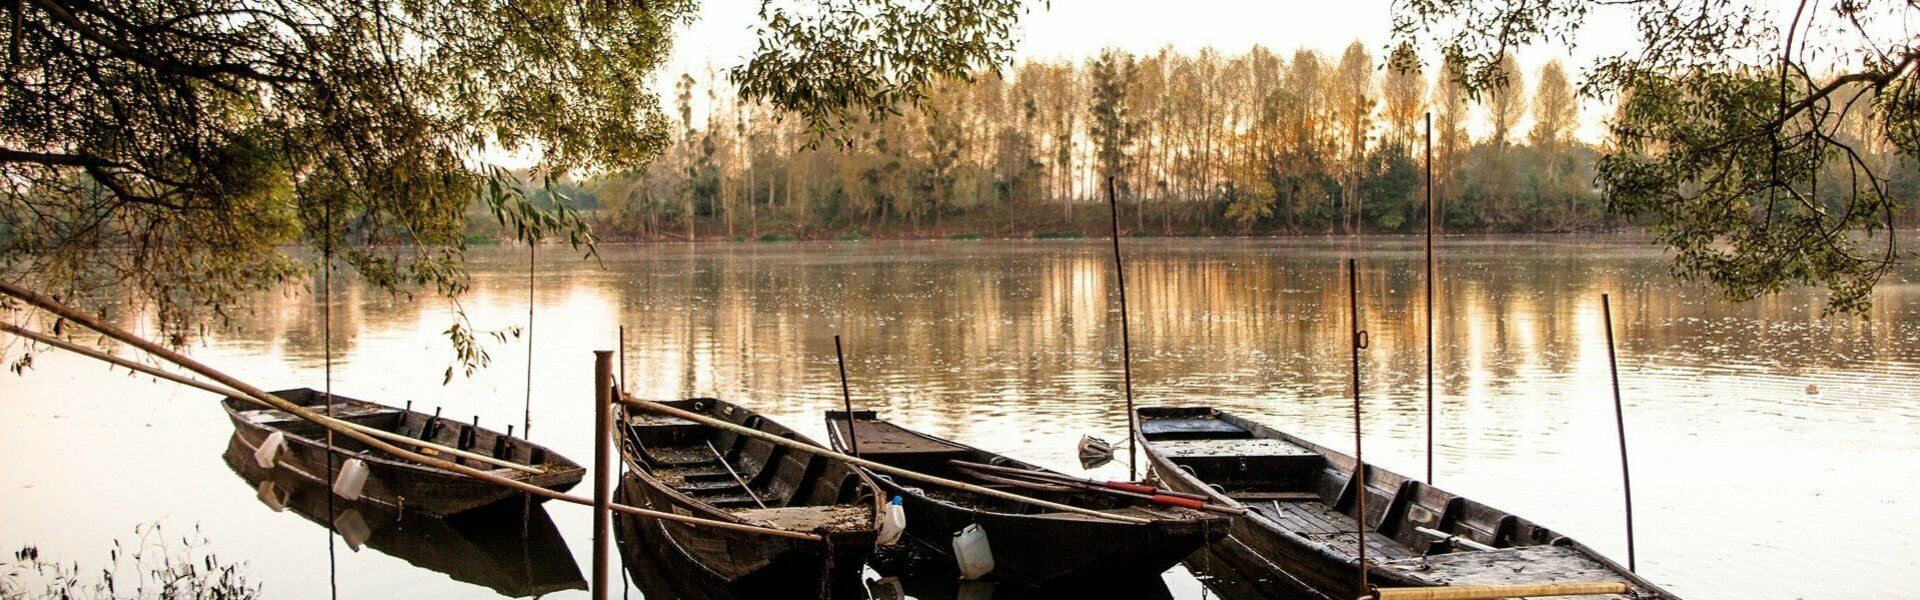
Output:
[{"xmin": 512, "ymin": 43, "xmax": 1920, "ymax": 242}]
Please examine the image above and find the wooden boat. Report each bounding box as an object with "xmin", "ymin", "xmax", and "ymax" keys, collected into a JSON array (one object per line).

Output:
[
  {"xmin": 1136, "ymin": 407, "xmax": 1679, "ymax": 600},
  {"xmin": 617, "ymin": 398, "xmax": 883, "ymax": 596},
  {"xmin": 222, "ymin": 433, "xmax": 588, "ymax": 597},
  {"xmin": 222, "ymin": 388, "xmax": 584, "ymax": 517},
  {"xmin": 826, "ymin": 410, "xmax": 1232, "ymax": 585}
]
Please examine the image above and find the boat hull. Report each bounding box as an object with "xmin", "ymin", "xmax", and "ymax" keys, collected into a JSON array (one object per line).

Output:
[
  {"xmin": 616, "ymin": 398, "xmax": 882, "ymax": 596},
  {"xmin": 827, "ymin": 410, "xmax": 1228, "ymax": 586},
  {"xmin": 1136, "ymin": 406, "xmax": 1675, "ymax": 600},
  {"xmin": 223, "ymin": 388, "xmax": 583, "ymax": 517}
]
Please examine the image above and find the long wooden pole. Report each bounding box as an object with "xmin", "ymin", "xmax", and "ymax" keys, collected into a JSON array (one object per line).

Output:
[
  {"xmin": 1349, "ymin": 258, "xmax": 1370, "ymax": 593},
  {"xmin": 592, "ymin": 351, "xmax": 612, "ymax": 600},
  {"xmin": 0, "ymin": 281, "xmax": 821, "ymax": 542},
  {"xmin": 0, "ymin": 323, "xmax": 541, "ymax": 474},
  {"xmin": 1106, "ymin": 175, "xmax": 1139, "ymax": 480},
  {"xmin": 833, "ymin": 335, "xmax": 859, "ymax": 457},
  {"xmin": 618, "ymin": 395, "xmax": 1151, "ymax": 524},
  {"xmin": 1425, "ymin": 111, "xmax": 1436, "ymax": 484},
  {"xmin": 1372, "ymin": 582, "xmax": 1630, "ymax": 600},
  {"xmin": 1602, "ymin": 294, "xmax": 1638, "ymax": 572}
]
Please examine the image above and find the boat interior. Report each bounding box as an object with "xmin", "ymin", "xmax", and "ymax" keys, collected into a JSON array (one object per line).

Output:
[
  {"xmin": 1138, "ymin": 407, "xmax": 1646, "ymax": 592},
  {"xmin": 825, "ymin": 410, "xmax": 1154, "ymax": 515},
  {"xmin": 227, "ymin": 388, "xmax": 554, "ymax": 471},
  {"xmin": 622, "ymin": 400, "xmax": 876, "ymax": 532}
]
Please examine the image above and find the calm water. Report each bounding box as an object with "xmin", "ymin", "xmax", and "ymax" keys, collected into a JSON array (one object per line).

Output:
[{"xmin": 4, "ymin": 236, "xmax": 1918, "ymax": 599}]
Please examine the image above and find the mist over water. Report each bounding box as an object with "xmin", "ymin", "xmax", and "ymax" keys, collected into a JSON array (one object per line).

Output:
[{"xmin": 4, "ymin": 235, "xmax": 1917, "ymax": 599}]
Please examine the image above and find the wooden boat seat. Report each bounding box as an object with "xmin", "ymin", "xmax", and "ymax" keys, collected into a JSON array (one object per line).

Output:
[
  {"xmin": 1139, "ymin": 417, "xmax": 1254, "ymax": 440},
  {"xmin": 1382, "ymin": 546, "xmax": 1638, "ymax": 598},
  {"xmin": 1154, "ymin": 437, "xmax": 1316, "ymax": 459},
  {"xmin": 731, "ymin": 505, "xmax": 874, "ymax": 533},
  {"xmin": 237, "ymin": 404, "xmax": 400, "ymax": 426}
]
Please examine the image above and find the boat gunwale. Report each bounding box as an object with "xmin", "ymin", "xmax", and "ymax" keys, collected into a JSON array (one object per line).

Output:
[{"xmin": 220, "ymin": 388, "xmax": 584, "ymax": 484}]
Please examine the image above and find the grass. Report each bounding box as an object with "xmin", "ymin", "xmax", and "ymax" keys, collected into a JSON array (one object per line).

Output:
[
  {"xmin": 947, "ymin": 232, "xmax": 984, "ymax": 240},
  {"xmin": 757, "ymin": 233, "xmax": 795, "ymax": 242},
  {"xmin": 1033, "ymin": 230, "xmax": 1085, "ymax": 240}
]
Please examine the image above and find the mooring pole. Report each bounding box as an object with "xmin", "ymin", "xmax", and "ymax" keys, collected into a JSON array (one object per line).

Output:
[
  {"xmin": 592, "ymin": 350, "xmax": 614, "ymax": 600},
  {"xmin": 1349, "ymin": 258, "xmax": 1370, "ymax": 593},
  {"xmin": 834, "ymin": 335, "xmax": 860, "ymax": 457},
  {"xmin": 1425, "ymin": 112, "xmax": 1437, "ymax": 484},
  {"xmin": 1106, "ymin": 175, "xmax": 1139, "ymax": 481},
  {"xmin": 1601, "ymin": 294, "xmax": 1637, "ymax": 572}
]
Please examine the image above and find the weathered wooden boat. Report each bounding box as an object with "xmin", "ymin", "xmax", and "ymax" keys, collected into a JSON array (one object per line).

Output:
[
  {"xmin": 1136, "ymin": 407, "xmax": 1678, "ymax": 600},
  {"xmin": 222, "ymin": 388, "xmax": 584, "ymax": 517},
  {"xmin": 222, "ymin": 433, "xmax": 588, "ymax": 597},
  {"xmin": 826, "ymin": 409, "xmax": 1231, "ymax": 585},
  {"xmin": 617, "ymin": 398, "xmax": 884, "ymax": 596}
]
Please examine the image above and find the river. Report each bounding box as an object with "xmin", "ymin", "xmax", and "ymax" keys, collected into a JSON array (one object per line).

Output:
[{"xmin": 3, "ymin": 235, "xmax": 1917, "ymax": 599}]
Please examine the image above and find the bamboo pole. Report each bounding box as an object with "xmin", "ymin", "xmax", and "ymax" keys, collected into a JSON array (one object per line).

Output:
[
  {"xmin": 1370, "ymin": 582, "xmax": 1630, "ymax": 600},
  {"xmin": 1105, "ymin": 175, "xmax": 1139, "ymax": 481},
  {"xmin": 1348, "ymin": 257, "xmax": 1370, "ymax": 592},
  {"xmin": 1602, "ymin": 294, "xmax": 1638, "ymax": 572},
  {"xmin": 619, "ymin": 396, "xmax": 1152, "ymax": 525},
  {"xmin": 1, "ymin": 323, "xmax": 541, "ymax": 474},
  {"xmin": 833, "ymin": 335, "xmax": 859, "ymax": 457},
  {"xmin": 592, "ymin": 351, "xmax": 612, "ymax": 600},
  {"xmin": 0, "ymin": 281, "xmax": 822, "ymax": 542},
  {"xmin": 1424, "ymin": 111, "xmax": 1437, "ymax": 484}
]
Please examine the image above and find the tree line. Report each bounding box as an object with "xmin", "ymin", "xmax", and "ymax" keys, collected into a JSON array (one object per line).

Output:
[{"xmin": 553, "ymin": 43, "xmax": 1919, "ymax": 242}]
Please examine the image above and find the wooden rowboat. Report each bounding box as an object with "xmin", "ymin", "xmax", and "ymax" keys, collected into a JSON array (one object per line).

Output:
[
  {"xmin": 826, "ymin": 409, "xmax": 1231, "ymax": 585},
  {"xmin": 221, "ymin": 433, "xmax": 588, "ymax": 597},
  {"xmin": 1136, "ymin": 407, "xmax": 1679, "ymax": 600},
  {"xmin": 222, "ymin": 388, "xmax": 584, "ymax": 517},
  {"xmin": 617, "ymin": 399, "xmax": 883, "ymax": 596}
]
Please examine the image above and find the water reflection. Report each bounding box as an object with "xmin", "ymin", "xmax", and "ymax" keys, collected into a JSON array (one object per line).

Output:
[
  {"xmin": 7, "ymin": 235, "xmax": 1919, "ymax": 599},
  {"xmin": 221, "ymin": 434, "xmax": 587, "ymax": 597}
]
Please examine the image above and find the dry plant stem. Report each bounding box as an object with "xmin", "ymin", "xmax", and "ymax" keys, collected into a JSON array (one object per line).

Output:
[{"xmin": 0, "ymin": 281, "xmax": 821, "ymax": 542}]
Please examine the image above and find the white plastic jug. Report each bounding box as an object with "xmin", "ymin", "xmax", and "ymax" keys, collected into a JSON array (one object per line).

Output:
[
  {"xmin": 332, "ymin": 458, "xmax": 369, "ymax": 501},
  {"xmin": 952, "ymin": 523, "xmax": 994, "ymax": 579},
  {"xmin": 253, "ymin": 431, "xmax": 287, "ymax": 468},
  {"xmin": 877, "ymin": 496, "xmax": 907, "ymax": 546},
  {"xmin": 255, "ymin": 480, "xmax": 288, "ymax": 512},
  {"xmin": 333, "ymin": 509, "xmax": 371, "ymax": 551}
]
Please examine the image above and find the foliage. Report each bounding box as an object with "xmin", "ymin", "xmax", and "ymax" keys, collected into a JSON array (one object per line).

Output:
[
  {"xmin": 1394, "ymin": 0, "xmax": 1920, "ymax": 313},
  {"xmin": 732, "ymin": 0, "xmax": 1032, "ymax": 141},
  {"xmin": 1, "ymin": 523, "xmax": 257, "ymax": 600},
  {"xmin": 1, "ymin": 0, "xmax": 1034, "ymax": 373}
]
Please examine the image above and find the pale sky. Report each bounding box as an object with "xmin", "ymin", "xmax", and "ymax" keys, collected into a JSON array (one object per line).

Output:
[
  {"xmin": 651, "ymin": 0, "xmax": 1882, "ymax": 145},
  {"xmin": 657, "ymin": 1, "xmax": 1644, "ymax": 143}
]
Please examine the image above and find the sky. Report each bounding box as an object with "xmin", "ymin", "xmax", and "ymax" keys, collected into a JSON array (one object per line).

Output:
[
  {"xmin": 655, "ymin": 0, "xmax": 1645, "ymax": 143},
  {"xmin": 646, "ymin": 0, "xmax": 1907, "ymax": 146}
]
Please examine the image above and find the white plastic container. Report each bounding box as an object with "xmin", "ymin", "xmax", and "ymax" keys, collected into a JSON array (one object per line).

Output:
[
  {"xmin": 255, "ymin": 480, "xmax": 288, "ymax": 512},
  {"xmin": 333, "ymin": 509, "xmax": 371, "ymax": 551},
  {"xmin": 952, "ymin": 523, "xmax": 995, "ymax": 579},
  {"xmin": 332, "ymin": 458, "xmax": 369, "ymax": 501},
  {"xmin": 877, "ymin": 496, "xmax": 907, "ymax": 546},
  {"xmin": 253, "ymin": 431, "xmax": 287, "ymax": 468}
]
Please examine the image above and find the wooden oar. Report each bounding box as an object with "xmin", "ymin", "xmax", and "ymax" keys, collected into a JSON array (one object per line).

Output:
[
  {"xmin": 2, "ymin": 322, "xmax": 541, "ymax": 474},
  {"xmin": 618, "ymin": 396, "xmax": 1152, "ymax": 525},
  {"xmin": 0, "ymin": 282, "xmax": 824, "ymax": 542},
  {"xmin": 951, "ymin": 459, "xmax": 1214, "ymax": 502},
  {"xmin": 951, "ymin": 460, "xmax": 1247, "ymax": 516}
]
